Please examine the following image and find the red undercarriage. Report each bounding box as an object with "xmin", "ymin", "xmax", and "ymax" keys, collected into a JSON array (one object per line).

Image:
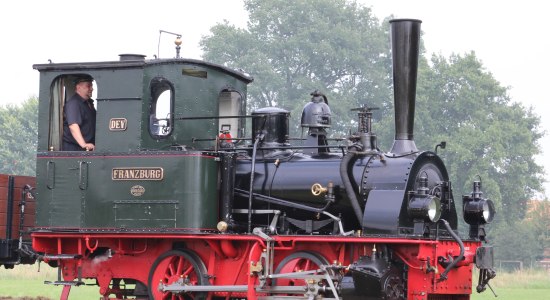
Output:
[{"xmin": 32, "ymin": 232, "xmax": 478, "ymax": 300}]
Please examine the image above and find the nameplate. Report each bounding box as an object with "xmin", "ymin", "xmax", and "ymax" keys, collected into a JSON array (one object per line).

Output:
[
  {"xmin": 112, "ymin": 168, "xmax": 164, "ymax": 180},
  {"xmin": 109, "ymin": 118, "xmax": 128, "ymax": 131}
]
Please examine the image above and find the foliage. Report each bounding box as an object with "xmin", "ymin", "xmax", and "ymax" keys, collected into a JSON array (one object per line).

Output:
[
  {"xmin": 512, "ymin": 200, "xmax": 550, "ymax": 263},
  {"xmin": 415, "ymin": 53, "xmax": 544, "ymax": 223},
  {"xmin": 491, "ymin": 220, "xmax": 541, "ymax": 265},
  {"xmin": 530, "ymin": 200, "xmax": 550, "ymax": 257},
  {"xmin": 0, "ymin": 97, "xmax": 38, "ymax": 176},
  {"xmin": 201, "ymin": 0, "xmax": 391, "ymax": 136}
]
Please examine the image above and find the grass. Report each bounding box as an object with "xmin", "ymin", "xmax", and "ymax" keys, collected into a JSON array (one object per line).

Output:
[
  {"xmin": 471, "ymin": 268, "xmax": 550, "ymax": 300},
  {"xmin": 0, "ymin": 264, "xmax": 99, "ymax": 299},
  {"xmin": 2, "ymin": 264, "xmax": 549, "ymax": 299}
]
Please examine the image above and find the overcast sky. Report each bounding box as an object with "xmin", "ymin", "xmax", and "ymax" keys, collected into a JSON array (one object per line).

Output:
[{"xmin": 1, "ymin": 0, "xmax": 548, "ymax": 197}]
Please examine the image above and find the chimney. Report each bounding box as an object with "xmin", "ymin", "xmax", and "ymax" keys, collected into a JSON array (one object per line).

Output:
[{"xmin": 389, "ymin": 19, "xmax": 421, "ymax": 154}]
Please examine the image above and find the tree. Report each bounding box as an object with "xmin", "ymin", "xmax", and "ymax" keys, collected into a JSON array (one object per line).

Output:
[
  {"xmin": 491, "ymin": 200, "xmax": 550, "ymax": 266},
  {"xmin": 0, "ymin": 97, "xmax": 38, "ymax": 176},
  {"xmin": 526, "ymin": 200, "xmax": 550, "ymax": 260},
  {"xmin": 415, "ymin": 53, "xmax": 544, "ymax": 224},
  {"xmin": 491, "ymin": 220, "xmax": 541, "ymax": 267},
  {"xmin": 201, "ymin": 0, "xmax": 391, "ymax": 136}
]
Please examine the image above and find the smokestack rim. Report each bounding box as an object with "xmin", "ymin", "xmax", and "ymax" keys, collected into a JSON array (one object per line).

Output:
[{"xmin": 389, "ymin": 18, "xmax": 422, "ymax": 24}]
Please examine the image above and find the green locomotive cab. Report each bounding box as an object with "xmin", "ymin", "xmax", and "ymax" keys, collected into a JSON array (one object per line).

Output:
[{"xmin": 33, "ymin": 55, "xmax": 253, "ymax": 231}]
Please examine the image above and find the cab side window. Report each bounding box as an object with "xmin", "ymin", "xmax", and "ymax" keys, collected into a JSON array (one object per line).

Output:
[
  {"xmin": 149, "ymin": 77, "xmax": 174, "ymax": 138},
  {"xmin": 48, "ymin": 74, "xmax": 97, "ymax": 151},
  {"xmin": 218, "ymin": 90, "xmax": 242, "ymax": 139}
]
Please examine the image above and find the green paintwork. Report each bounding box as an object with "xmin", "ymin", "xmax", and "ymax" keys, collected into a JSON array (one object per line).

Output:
[
  {"xmin": 35, "ymin": 152, "xmax": 219, "ymax": 229},
  {"xmin": 33, "ymin": 57, "xmax": 252, "ymax": 230},
  {"xmin": 140, "ymin": 62, "xmax": 249, "ymax": 150}
]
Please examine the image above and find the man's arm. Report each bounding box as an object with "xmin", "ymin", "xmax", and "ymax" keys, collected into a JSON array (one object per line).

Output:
[{"xmin": 69, "ymin": 124, "xmax": 95, "ymax": 151}]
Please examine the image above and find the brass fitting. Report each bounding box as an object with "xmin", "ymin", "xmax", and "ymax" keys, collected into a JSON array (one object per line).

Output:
[{"xmin": 311, "ymin": 183, "xmax": 327, "ymax": 196}]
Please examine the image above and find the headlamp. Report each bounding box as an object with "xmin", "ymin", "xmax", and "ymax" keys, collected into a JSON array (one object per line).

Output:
[
  {"xmin": 408, "ymin": 174, "xmax": 442, "ymax": 223},
  {"xmin": 462, "ymin": 179, "xmax": 496, "ymax": 240},
  {"xmin": 408, "ymin": 195, "xmax": 442, "ymax": 222},
  {"xmin": 463, "ymin": 198, "xmax": 495, "ymax": 225}
]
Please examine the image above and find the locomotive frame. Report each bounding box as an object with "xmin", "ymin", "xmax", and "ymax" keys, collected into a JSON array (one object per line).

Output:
[{"xmin": 1, "ymin": 19, "xmax": 497, "ymax": 300}]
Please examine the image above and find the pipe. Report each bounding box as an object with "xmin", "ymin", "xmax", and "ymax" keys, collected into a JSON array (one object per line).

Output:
[
  {"xmin": 235, "ymin": 189, "xmax": 331, "ymax": 213},
  {"xmin": 220, "ymin": 152, "xmax": 237, "ymax": 226},
  {"xmin": 389, "ymin": 19, "xmax": 421, "ymax": 154},
  {"xmin": 221, "ymin": 240, "xmax": 238, "ymax": 259},
  {"xmin": 248, "ymin": 134, "xmax": 263, "ymax": 233},
  {"xmin": 438, "ymin": 219, "xmax": 465, "ymax": 282},
  {"xmin": 339, "ymin": 151, "xmax": 364, "ymax": 225}
]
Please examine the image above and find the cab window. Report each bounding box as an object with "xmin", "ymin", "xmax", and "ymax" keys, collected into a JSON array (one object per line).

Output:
[
  {"xmin": 48, "ymin": 74, "xmax": 97, "ymax": 151},
  {"xmin": 218, "ymin": 90, "xmax": 242, "ymax": 139},
  {"xmin": 149, "ymin": 77, "xmax": 174, "ymax": 138}
]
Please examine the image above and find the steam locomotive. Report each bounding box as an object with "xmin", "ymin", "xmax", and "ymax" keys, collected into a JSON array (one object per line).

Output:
[{"xmin": 0, "ymin": 19, "xmax": 497, "ymax": 299}]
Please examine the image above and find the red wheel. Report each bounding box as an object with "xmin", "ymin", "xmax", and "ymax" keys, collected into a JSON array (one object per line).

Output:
[
  {"xmin": 274, "ymin": 251, "xmax": 332, "ymax": 293},
  {"xmin": 148, "ymin": 250, "xmax": 208, "ymax": 300}
]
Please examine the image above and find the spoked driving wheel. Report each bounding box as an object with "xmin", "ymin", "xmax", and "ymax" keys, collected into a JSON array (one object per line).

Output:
[
  {"xmin": 274, "ymin": 251, "xmax": 334, "ymax": 296},
  {"xmin": 148, "ymin": 249, "xmax": 208, "ymax": 300}
]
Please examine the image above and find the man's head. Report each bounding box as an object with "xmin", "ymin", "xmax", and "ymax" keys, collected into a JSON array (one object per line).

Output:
[{"xmin": 74, "ymin": 75, "xmax": 94, "ymax": 100}]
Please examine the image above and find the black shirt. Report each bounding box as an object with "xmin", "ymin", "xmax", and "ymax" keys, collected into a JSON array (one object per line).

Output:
[{"xmin": 62, "ymin": 93, "xmax": 96, "ymax": 150}]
